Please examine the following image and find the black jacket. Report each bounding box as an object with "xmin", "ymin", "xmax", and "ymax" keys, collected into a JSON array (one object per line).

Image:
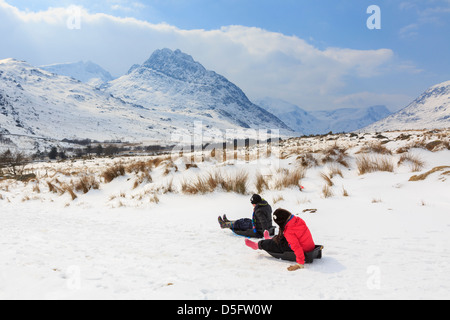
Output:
[{"xmin": 252, "ymin": 200, "xmax": 273, "ymax": 235}]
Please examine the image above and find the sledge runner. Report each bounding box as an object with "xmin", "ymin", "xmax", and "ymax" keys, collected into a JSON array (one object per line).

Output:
[
  {"xmin": 218, "ymin": 194, "xmax": 275, "ymax": 238},
  {"xmin": 245, "ymin": 208, "xmax": 316, "ymax": 271}
]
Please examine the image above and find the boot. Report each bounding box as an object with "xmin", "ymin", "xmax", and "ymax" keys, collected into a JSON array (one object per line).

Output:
[
  {"xmin": 218, "ymin": 216, "xmax": 232, "ymax": 229},
  {"xmin": 245, "ymin": 239, "xmax": 260, "ymax": 250},
  {"xmin": 223, "ymin": 214, "xmax": 236, "ymax": 224}
]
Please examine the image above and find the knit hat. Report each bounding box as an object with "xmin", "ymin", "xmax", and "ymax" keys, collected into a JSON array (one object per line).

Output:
[
  {"xmin": 250, "ymin": 194, "xmax": 262, "ymax": 205},
  {"xmin": 273, "ymin": 209, "xmax": 292, "ymax": 227}
]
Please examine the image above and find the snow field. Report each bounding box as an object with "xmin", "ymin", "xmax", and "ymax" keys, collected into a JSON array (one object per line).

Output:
[{"xmin": 1, "ymin": 130, "xmax": 449, "ymax": 299}]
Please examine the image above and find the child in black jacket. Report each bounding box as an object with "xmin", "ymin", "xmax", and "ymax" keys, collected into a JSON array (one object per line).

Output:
[{"xmin": 218, "ymin": 194, "xmax": 275, "ymax": 238}]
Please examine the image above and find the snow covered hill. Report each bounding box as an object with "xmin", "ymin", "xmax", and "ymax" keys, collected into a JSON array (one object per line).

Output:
[
  {"xmin": 40, "ymin": 61, "xmax": 115, "ymax": 87},
  {"xmin": 103, "ymin": 49, "xmax": 292, "ymax": 135},
  {"xmin": 0, "ymin": 58, "xmax": 162, "ymax": 145},
  {"xmin": 256, "ymin": 97, "xmax": 392, "ymax": 135},
  {"xmin": 363, "ymin": 81, "xmax": 450, "ymax": 132}
]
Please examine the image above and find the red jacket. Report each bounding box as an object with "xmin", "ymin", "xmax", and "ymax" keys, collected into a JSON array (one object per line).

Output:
[{"xmin": 283, "ymin": 216, "xmax": 315, "ymax": 265}]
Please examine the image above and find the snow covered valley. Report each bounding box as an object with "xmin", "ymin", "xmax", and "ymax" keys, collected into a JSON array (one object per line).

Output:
[{"xmin": 1, "ymin": 129, "xmax": 449, "ymax": 299}]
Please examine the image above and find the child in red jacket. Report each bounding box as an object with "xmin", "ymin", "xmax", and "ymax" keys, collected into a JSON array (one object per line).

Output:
[{"xmin": 245, "ymin": 208, "xmax": 315, "ymax": 271}]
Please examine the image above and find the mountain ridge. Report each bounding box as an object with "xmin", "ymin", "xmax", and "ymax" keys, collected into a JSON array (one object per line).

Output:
[
  {"xmin": 40, "ymin": 60, "xmax": 115, "ymax": 86},
  {"xmin": 255, "ymin": 97, "xmax": 392, "ymax": 135},
  {"xmin": 103, "ymin": 49, "xmax": 292, "ymax": 133},
  {"xmin": 362, "ymin": 80, "xmax": 450, "ymax": 132}
]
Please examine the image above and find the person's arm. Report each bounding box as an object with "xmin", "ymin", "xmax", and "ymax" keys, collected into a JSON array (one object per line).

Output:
[{"xmin": 253, "ymin": 206, "xmax": 270, "ymax": 233}]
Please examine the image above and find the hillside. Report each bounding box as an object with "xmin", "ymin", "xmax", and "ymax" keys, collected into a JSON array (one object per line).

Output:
[
  {"xmin": 0, "ymin": 58, "xmax": 161, "ymax": 145},
  {"xmin": 363, "ymin": 81, "xmax": 450, "ymax": 132},
  {"xmin": 40, "ymin": 61, "xmax": 115, "ymax": 87}
]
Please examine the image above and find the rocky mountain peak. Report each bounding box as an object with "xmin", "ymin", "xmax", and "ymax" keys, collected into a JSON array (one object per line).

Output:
[{"xmin": 140, "ymin": 48, "xmax": 209, "ymax": 82}]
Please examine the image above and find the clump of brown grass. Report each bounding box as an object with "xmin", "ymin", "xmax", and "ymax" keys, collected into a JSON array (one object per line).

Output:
[
  {"xmin": 357, "ymin": 142, "xmax": 392, "ymax": 155},
  {"xmin": 181, "ymin": 175, "xmax": 213, "ymax": 195},
  {"xmin": 147, "ymin": 156, "xmax": 169, "ymax": 168},
  {"xmin": 163, "ymin": 160, "xmax": 178, "ymax": 176},
  {"xmin": 397, "ymin": 153, "xmax": 425, "ymax": 172},
  {"xmin": 102, "ymin": 164, "xmax": 125, "ymax": 183},
  {"xmin": 221, "ymin": 170, "xmax": 249, "ymax": 195},
  {"xmin": 322, "ymin": 184, "xmax": 333, "ymax": 198},
  {"xmin": 395, "ymin": 146, "xmax": 410, "ymax": 154},
  {"xmin": 149, "ymin": 193, "xmax": 159, "ymax": 204},
  {"xmin": 356, "ymin": 155, "xmax": 394, "ymax": 175},
  {"xmin": 320, "ymin": 172, "xmax": 334, "ymax": 187},
  {"xmin": 181, "ymin": 170, "xmax": 249, "ymax": 195},
  {"xmin": 409, "ymin": 166, "xmax": 450, "ymax": 181},
  {"xmin": 133, "ymin": 172, "xmax": 153, "ymax": 189},
  {"xmin": 274, "ymin": 167, "xmax": 306, "ymax": 190},
  {"xmin": 297, "ymin": 153, "xmax": 319, "ymax": 168},
  {"xmin": 342, "ymin": 186, "xmax": 349, "ymax": 197},
  {"xmin": 32, "ymin": 182, "xmax": 41, "ymax": 194},
  {"xmin": 255, "ymin": 172, "xmax": 269, "ymax": 194},
  {"xmin": 63, "ymin": 185, "xmax": 78, "ymax": 200},
  {"xmin": 74, "ymin": 176, "xmax": 99, "ymax": 194},
  {"xmin": 186, "ymin": 163, "xmax": 198, "ymax": 170},
  {"xmin": 328, "ymin": 165, "xmax": 343, "ymax": 178},
  {"xmin": 47, "ymin": 181, "xmax": 60, "ymax": 194},
  {"xmin": 321, "ymin": 144, "xmax": 350, "ymax": 167},
  {"xmin": 126, "ymin": 160, "xmax": 151, "ymax": 174}
]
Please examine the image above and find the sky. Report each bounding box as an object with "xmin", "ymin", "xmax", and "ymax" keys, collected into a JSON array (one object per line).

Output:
[{"xmin": 1, "ymin": 0, "xmax": 449, "ymax": 112}]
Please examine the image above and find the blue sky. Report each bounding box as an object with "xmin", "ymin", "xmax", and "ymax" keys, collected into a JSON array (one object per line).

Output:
[{"xmin": 1, "ymin": 0, "xmax": 449, "ymax": 111}]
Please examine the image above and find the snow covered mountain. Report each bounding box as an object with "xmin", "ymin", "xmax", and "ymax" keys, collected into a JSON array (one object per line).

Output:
[
  {"xmin": 40, "ymin": 61, "xmax": 115, "ymax": 87},
  {"xmin": 0, "ymin": 51, "xmax": 293, "ymax": 151},
  {"xmin": 256, "ymin": 97, "xmax": 392, "ymax": 135},
  {"xmin": 311, "ymin": 105, "xmax": 392, "ymax": 133},
  {"xmin": 255, "ymin": 98, "xmax": 320, "ymax": 135},
  {"xmin": 103, "ymin": 49, "xmax": 292, "ymax": 135},
  {"xmin": 0, "ymin": 58, "xmax": 162, "ymax": 144},
  {"xmin": 363, "ymin": 81, "xmax": 450, "ymax": 132}
]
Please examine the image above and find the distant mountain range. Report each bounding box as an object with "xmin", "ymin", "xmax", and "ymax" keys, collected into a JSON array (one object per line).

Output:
[
  {"xmin": 0, "ymin": 49, "xmax": 292, "ymax": 152},
  {"xmin": 1, "ymin": 48, "xmax": 449, "ymax": 152},
  {"xmin": 256, "ymin": 97, "xmax": 392, "ymax": 135}
]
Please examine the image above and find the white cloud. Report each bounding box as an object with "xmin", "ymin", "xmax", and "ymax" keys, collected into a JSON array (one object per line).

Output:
[{"xmin": 0, "ymin": 0, "xmax": 412, "ymax": 110}]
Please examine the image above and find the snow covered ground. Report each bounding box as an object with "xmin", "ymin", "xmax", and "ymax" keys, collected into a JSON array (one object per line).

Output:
[{"xmin": 1, "ymin": 130, "xmax": 449, "ymax": 300}]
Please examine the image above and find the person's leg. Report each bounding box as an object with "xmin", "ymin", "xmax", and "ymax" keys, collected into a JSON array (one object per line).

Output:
[
  {"xmin": 245, "ymin": 238, "xmax": 285, "ymax": 251},
  {"xmin": 234, "ymin": 229, "xmax": 262, "ymax": 238},
  {"xmin": 232, "ymin": 218, "xmax": 253, "ymax": 231},
  {"xmin": 259, "ymin": 239, "xmax": 292, "ymax": 253}
]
